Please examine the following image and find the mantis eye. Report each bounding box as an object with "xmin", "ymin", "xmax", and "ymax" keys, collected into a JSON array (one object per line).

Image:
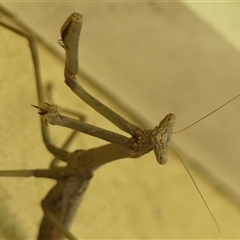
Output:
[
  {"xmin": 165, "ymin": 113, "xmax": 176, "ymax": 128},
  {"xmin": 155, "ymin": 149, "xmax": 168, "ymax": 165}
]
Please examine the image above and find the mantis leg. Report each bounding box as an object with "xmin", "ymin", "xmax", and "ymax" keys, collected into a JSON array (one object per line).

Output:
[
  {"xmin": 59, "ymin": 13, "xmax": 140, "ymax": 136},
  {"xmin": 0, "ymin": 21, "xmax": 69, "ymax": 161}
]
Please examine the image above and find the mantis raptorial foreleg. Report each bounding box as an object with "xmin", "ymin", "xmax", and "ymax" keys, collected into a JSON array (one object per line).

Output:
[{"xmin": 37, "ymin": 13, "xmax": 176, "ymax": 164}]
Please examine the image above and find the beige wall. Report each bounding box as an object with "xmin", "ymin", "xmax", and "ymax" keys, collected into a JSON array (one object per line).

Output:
[{"xmin": 1, "ymin": 2, "xmax": 240, "ymax": 239}]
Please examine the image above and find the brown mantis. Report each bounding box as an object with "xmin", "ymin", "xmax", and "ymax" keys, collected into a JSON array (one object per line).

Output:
[{"xmin": 1, "ymin": 11, "xmax": 240, "ymax": 239}]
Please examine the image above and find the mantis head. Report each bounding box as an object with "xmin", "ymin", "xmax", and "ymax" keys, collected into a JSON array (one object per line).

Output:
[{"xmin": 151, "ymin": 113, "xmax": 176, "ymax": 164}]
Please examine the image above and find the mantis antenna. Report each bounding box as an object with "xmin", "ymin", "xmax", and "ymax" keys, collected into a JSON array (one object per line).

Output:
[
  {"xmin": 167, "ymin": 93, "xmax": 240, "ymax": 233},
  {"xmin": 173, "ymin": 93, "xmax": 240, "ymax": 134},
  {"xmin": 168, "ymin": 92, "xmax": 240, "ymax": 232},
  {"xmin": 171, "ymin": 148, "xmax": 220, "ymax": 233}
]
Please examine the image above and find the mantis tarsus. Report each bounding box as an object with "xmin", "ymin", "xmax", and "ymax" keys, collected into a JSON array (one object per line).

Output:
[{"xmin": 1, "ymin": 12, "xmax": 239, "ymax": 239}]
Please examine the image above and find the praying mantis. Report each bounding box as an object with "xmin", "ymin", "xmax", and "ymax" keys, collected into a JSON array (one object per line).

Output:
[{"xmin": 1, "ymin": 11, "xmax": 240, "ymax": 239}]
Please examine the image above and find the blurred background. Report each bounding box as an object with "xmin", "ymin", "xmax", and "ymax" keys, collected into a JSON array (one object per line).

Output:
[{"xmin": 0, "ymin": 1, "xmax": 240, "ymax": 239}]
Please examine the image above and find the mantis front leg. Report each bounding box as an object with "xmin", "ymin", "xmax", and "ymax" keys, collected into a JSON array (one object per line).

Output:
[{"xmin": 35, "ymin": 13, "xmax": 176, "ymax": 165}]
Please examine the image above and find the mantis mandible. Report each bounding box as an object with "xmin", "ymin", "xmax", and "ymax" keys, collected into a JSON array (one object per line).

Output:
[{"xmin": 1, "ymin": 12, "xmax": 240, "ymax": 239}]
